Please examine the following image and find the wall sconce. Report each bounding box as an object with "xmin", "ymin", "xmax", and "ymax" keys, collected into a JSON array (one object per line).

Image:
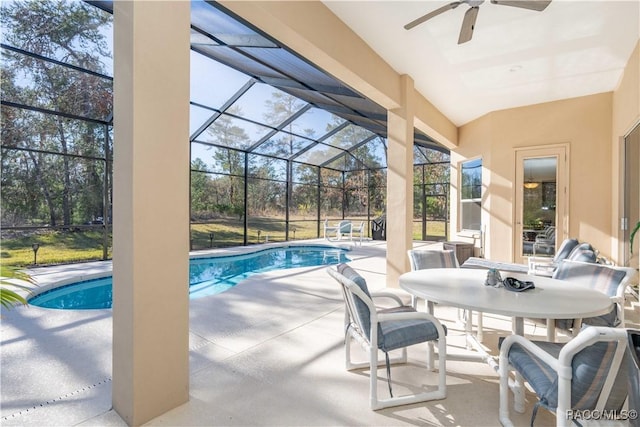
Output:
[{"xmin": 32, "ymin": 243, "xmax": 40, "ymax": 265}]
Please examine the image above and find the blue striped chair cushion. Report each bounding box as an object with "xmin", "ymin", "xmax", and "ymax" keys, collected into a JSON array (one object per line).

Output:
[
  {"xmin": 409, "ymin": 250, "xmax": 458, "ymax": 270},
  {"xmin": 337, "ymin": 264, "xmax": 372, "ymax": 335},
  {"xmin": 551, "ymin": 262, "xmax": 625, "ymax": 327},
  {"xmin": 377, "ymin": 305, "xmax": 445, "ymax": 352},
  {"xmin": 542, "ymin": 306, "xmax": 618, "ymax": 332},
  {"xmin": 565, "ymin": 243, "xmax": 597, "ymax": 263},
  {"xmin": 505, "ymin": 339, "xmax": 628, "ymax": 411},
  {"xmin": 552, "ymin": 262, "xmax": 626, "ymax": 297},
  {"xmin": 553, "ymin": 238, "xmax": 580, "ymax": 263}
]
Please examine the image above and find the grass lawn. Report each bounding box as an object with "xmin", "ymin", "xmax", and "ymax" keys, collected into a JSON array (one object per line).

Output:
[
  {"xmin": 1, "ymin": 217, "xmax": 448, "ymax": 266},
  {"xmin": 0, "ymin": 229, "xmax": 111, "ymax": 267}
]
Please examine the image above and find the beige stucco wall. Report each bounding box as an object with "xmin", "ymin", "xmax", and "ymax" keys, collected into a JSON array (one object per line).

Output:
[
  {"xmin": 452, "ymin": 93, "xmax": 615, "ymax": 262},
  {"xmin": 112, "ymin": 2, "xmax": 190, "ymax": 425},
  {"xmin": 612, "ymin": 41, "xmax": 640, "ymax": 264},
  {"xmin": 450, "ymin": 40, "xmax": 639, "ymax": 264}
]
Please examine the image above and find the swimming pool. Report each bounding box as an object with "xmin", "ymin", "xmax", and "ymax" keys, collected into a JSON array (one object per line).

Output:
[{"xmin": 28, "ymin": 245, "xmax": 350, "ymax": 310}]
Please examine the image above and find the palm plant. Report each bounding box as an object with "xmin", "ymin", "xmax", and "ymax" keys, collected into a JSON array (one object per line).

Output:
[
  {"xmin": 0, "ymin": 266, "xmax": 35, "ymax": 309},
  {"xmin": 631, "ymin": 221, "xmax": 640, "ymax": 255}
]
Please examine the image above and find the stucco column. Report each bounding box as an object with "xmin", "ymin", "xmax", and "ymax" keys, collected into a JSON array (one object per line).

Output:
[
  {"xmin": 386, "ymin": 75, "xmax": 415, "ymax": 287},
  {"xmin": 112, "ymin": 2, "xmax": 190, "ymax": 425}
]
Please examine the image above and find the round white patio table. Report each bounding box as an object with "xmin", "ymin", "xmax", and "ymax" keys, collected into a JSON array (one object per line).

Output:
[
  {"xmin": 399, "ymin": 267, "xmax": 613, "ymax": 414},
  {"xmin": 399, "ymin": 267, "xmax": 612, "ymax": 337}
]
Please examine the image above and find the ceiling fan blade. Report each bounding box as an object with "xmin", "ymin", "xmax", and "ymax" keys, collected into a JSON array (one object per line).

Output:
[
  {"xmin": 489, "ymin": 0, "xmax": 551, "ymax": 12},
  {"xmin": 404, "ymin": 1, "xmax": 463, "ymax": 30},
  {"xmin": 458, "ymin": 6, "xmax": 479, "ymax": 44}
]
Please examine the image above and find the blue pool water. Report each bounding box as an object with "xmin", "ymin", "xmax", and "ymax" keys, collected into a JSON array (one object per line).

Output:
[{"xmin": 29, "ymin": 246, "xmax": 350, "ymax": 310}]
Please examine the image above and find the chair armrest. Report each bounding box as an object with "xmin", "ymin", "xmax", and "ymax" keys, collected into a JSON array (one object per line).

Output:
[
  {"xmin": 528, "ymin": 256, "xmax": 554, "ymax": 264},
  {"xmin": 527, "ymin": 256, "xmax": 556, "ymax": 276},
  {"xmin": 499, "ymin": 334, "xmax": 560, "ymax": 372},
  {"xmin": 370, "ymin": 291, "xmax": 405, "ymax": 307}
]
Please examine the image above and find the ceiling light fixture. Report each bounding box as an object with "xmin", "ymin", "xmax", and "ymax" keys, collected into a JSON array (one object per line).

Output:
[
  {"xmin": 524, "ymin": 182, "xmax": 539, "ymax": 189},
  {"xmin": 524, "ymin": 167, "xmax": 539, "ymax": 189}
]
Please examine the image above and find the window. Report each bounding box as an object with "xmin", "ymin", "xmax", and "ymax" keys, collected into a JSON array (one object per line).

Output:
[{"xmin": 460, "ymin": 158, "xmax": 482, "ymax": 230}]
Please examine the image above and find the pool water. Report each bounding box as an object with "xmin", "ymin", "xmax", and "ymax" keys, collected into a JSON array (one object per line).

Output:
[{"xmin": 29, "ymin": 246, "xmax": 350, "ymax": 310}]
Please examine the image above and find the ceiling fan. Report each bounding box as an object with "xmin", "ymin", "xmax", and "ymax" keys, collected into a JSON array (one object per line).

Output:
[{"xmin": 404, "ymin": 0, "xmax": 551, "ymax": 44}]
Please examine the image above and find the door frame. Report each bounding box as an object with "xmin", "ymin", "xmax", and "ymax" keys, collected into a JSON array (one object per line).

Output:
[
  {"xmin": 620, "ymin": 121, "xmax": 640, "ymax": 267},
  {"xmin": 513, "ymin": 144, "xmax": 569, "ymax": 264}
]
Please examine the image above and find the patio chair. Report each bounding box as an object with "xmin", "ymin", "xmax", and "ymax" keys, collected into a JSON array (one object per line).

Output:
[
  {"xmin": 527, "ymin": 238, "xmax": 580, "ymax": 277},
  {"xmin": 336, "ymin": 220, "xmax": 352, "ymax": 241},
  {"xmin": 408, "ymin": 249, "xmax": 485, "ymax": 342},
  {"xmin": 533, "ymin": 226, "xmax": 556, "ymax": 256},
  {"xmin": 499, "ymin": 326, "xmax": 629, "ymax": 427},
  {"xmin": 533, "ymin": 260, "xmax": 637, "ymax": 340},
  {"xmin": 323, "ymin": 219, "xmax": 339, "ymax": 241},
  {"xmin": 407, "ymin": 249, "xmax": 459, "ymax": 310},
  {"xmin": 628, "ymin": 329, "xmax": 640, "ymax": 427},
  {"xmin": 327, "ymin": 264, "xmax": 447, "ymax": 410},
  {"xmin": 564, "ymin": 242, "xmax": 597, "ymax": 263},
  {"xmin": 351, "ymin": 221, "xmax": 365, "ymax": 245}
]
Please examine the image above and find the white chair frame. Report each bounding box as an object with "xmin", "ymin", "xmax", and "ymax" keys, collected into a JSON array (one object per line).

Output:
[
  {"xmin": 499, "ymin": 326, "xmax": 629, "ymax": 427},
  {"xmin": 407, "ymin": 249, "xmax": 484, "ymax": 345},
  {"xmin": 545, "ymin": 261, "xmax": 637, "ymax": 341},
  {"xmin": 328, "ymin": 267, "xmax": 447, "ymax": 410},
  {"xmin": 350, "ymin": 221, "xmax": 365, "ymax": 245},
  {"xmin": 323, "ymin": 219, "xmax": 339, "ymax": 240}
]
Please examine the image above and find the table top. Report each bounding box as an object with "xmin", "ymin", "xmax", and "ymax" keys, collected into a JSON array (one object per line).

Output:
[{"xmin": 399, "ymin": 268, "xmax": 612, "ymax": 320}]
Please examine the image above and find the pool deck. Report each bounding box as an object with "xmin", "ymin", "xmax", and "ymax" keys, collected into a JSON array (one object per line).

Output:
[{"xmin": 1, "ymin": 239, "xmax": 638, "ymax": 426}]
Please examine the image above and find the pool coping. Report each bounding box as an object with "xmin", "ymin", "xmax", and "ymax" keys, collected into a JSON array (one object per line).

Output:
[{"xmin": 18, "ymin": 240, "xmax": 353, "ymax": 300}]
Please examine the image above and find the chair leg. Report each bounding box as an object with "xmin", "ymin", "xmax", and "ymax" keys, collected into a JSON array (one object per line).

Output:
[
  {"xmin": 345, "ymin": 331, "xmax": 353, "ymax": 370},
  {"xmin": 385, "ymin": 352, "xmax": 393, "ymax": 397},
  {"xmin": 498, "ymin": 356, "xmax": 514, "ymax": 426},
  {"xmin": 426, "ymin": 301, "xmax": 435, "ymax": 369}
]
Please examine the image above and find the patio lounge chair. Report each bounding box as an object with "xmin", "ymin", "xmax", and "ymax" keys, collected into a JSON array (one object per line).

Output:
[
  {"xmin": 327, "ymin": 263, "xmax": 447, "ymax": 410},
  {"xmin": 499, "ymin": 326, "xmax": 630, "ymax": 427}
]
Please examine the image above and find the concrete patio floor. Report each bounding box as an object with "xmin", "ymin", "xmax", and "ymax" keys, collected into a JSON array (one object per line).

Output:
[{"xmin": 1, "ymin": 240, "xmax": 638, "ymax": 426}]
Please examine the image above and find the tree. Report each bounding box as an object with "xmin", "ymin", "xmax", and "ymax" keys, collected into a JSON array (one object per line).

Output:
[
  {"xmin": 190, "ymin": 159, "xmax": 216, "ymax": 219},
  {"xmin": 263, "ymin": 90, "xmax": 306, "ymax": 157},
  {"xmin": 1, "ymin": 0, "xmax": 112, "ymax": 227},
  {"xmin": 206, "ymin": 106, "xmax": 248, "ymax": 217}
]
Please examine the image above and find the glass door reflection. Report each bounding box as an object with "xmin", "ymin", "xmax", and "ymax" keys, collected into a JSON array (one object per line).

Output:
[{"xmin": 522, "ymin": 157, "xmax": 557, "ymax": 257}]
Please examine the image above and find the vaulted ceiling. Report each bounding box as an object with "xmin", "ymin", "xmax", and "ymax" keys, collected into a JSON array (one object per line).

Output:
[{"xmin": 324, "ymin": 0, "xmax": 640, "ymax": 126}]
